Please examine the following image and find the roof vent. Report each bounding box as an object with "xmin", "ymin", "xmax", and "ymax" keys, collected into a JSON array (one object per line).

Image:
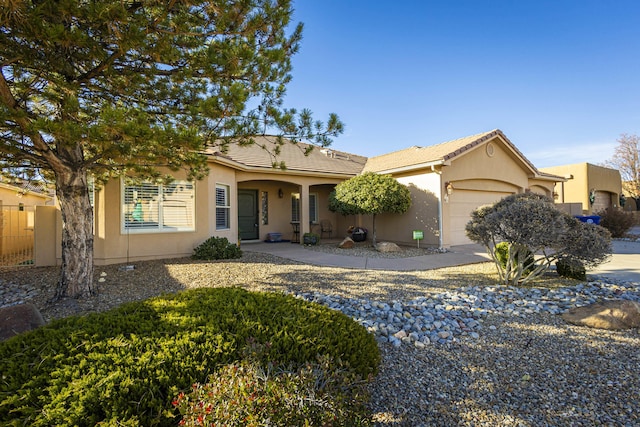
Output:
[{"xmin": 320, "ymin": 148, "xmax": 334, "ymax": 158}]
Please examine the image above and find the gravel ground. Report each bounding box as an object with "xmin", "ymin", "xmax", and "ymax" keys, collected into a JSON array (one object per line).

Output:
[{"xmin": 1, "ymin": 251, "xmax": 639, "ymax": 426}]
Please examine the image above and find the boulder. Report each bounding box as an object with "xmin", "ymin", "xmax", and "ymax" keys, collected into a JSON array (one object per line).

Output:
[
  {"xmin": 0, "ymin": 303, "xmax": 45, "ymax": 341},
  {"xmin": 338, "ymin": 237, "xmax": 355, "ymax": 249},
  {"xmin": 562, "ymin": 300, "xmax": 640, "ymax": 330},
  {"xmin": 376, "ymin": 242, "xmax": 402, "ymax": 253}
]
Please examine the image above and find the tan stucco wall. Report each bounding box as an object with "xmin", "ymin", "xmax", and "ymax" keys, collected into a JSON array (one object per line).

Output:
[
  {"xmin": 440, "ymin": 139, "xmax": 530, "ymax": 247},
  {"xmin": 442, "ymin": 141, "xmax": 531, "ymax": 190},
  {"xmin": 94, "ymin": 170, "xmax": 211, "ymax": 265},
  {"xmin": 371, "ymin": 171, "xmax": 441, "ymax": 246},
  {"xmin": 540, "ymin": 163, "xmax": 622, "ymax": 215},
  {"xmin": 34, "ymin": 206, "xmax": 58, "ymax": 266}
]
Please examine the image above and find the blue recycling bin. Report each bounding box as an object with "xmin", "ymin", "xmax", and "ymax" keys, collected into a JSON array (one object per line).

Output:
[{"xmin": 575, "ymin": 215, "xmax": 601, "ymax": 225}]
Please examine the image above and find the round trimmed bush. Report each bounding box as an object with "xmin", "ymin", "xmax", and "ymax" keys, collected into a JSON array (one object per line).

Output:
[
  {"xmin": 192, "ymin": 236, "xmax": 242, "ymax": 260},
  {"xmin": 556, "ymin": 258, "xmax": 587, "ymax": 280},
  {"xmin": 0, "ymin": 288, "xmax": 379, "ymax": 426}
]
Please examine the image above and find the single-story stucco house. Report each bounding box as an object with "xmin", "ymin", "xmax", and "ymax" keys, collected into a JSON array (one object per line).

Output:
[
  {"xmin": 539, "ymin": 163, "xmax": 623, "ymax": 215},
  {"xmin": 36, "ymin": 129, "xmax": 566, "ymax": 266}
]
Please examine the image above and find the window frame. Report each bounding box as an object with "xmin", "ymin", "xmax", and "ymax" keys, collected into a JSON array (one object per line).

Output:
[
  {"xmin": 215, "ymin": 183, "xmax": 231, "ymax": 230},
  {"xmin": 291, "ymin": 192, "xmax": 319, "ymax": 224},
  {"xmin": 121, "ymin": 179, "xmax": 195, "ymax": 234}
]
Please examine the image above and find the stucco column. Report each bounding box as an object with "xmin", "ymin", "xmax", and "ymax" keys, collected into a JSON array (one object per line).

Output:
[{"xmin": 299, "ymin": 184, "xmax": 310, "ymax": 240}]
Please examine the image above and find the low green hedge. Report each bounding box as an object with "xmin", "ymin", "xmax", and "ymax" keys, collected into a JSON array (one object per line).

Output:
[
  {"xmin": 0, "ymin": 288, "xmax": 379, "ymax": 426},
  {"xmin": 192, "ymin": 236, "xmax": 242, "ymax": 260}
]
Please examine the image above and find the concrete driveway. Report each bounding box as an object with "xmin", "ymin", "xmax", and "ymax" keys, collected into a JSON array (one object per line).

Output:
[{"xmin": 588, "ymin": 238, "xmax": 640, "ymax": 283}]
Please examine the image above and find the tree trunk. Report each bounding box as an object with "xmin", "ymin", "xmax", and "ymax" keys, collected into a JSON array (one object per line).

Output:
[{"xmin": 54, "ymin": 168, "xmax": 95, "ymax": 300}]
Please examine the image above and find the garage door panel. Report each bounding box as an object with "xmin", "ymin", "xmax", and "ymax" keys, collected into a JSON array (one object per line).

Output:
[
  {"xmin": 592, "ymin": 191, "xmax": 612, "ymax": 213},
  {"xmin": 449, "ymin": 190, "xmax": 511, "ymax": 245}
]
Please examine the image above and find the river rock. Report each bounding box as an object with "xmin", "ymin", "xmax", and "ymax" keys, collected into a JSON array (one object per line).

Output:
[
  {"xmin": 0, "ymin": 303, "xmax": 45, "ymax": 341},
  {"xmin": 562, "ymin": 300, "xmax": 640, "ymax": 330},
  {"xmin": 338, "ymin": 237, "xmax": 355, "ymax": 249}
]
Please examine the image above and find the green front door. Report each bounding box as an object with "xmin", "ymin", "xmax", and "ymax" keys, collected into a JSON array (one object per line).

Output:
[{"xmin": 238, "ymin": 189, "xmax": 259, "ymax": 240}]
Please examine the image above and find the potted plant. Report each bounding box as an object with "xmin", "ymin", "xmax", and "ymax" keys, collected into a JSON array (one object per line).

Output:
[{"xmin": 303, "ymin": 232, "xmax": 320, "ymax": 245}]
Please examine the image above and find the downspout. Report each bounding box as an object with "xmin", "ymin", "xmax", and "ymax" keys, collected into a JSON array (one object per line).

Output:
[
  {"xmin": 438, "ymin": 196, "xmax": 444, "ymax": 250},
  {"xmin": 432, "ymin": 165, "xmax": 444, "ymax": 250}
]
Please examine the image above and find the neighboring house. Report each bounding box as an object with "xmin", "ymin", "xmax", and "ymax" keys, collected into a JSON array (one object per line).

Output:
[
  {"xmin": 539, "ymin": 163, "xmax": 622, "ymax": 215},
  {"xmin": 37, "ymin": 129, "xmax": 564, "ymax": 266},
  {"xmin": 0, "ymin": 180, "xmax": 53, "ymax": 266},
  {"xmin": 0, "ymin": 179, "xmax": 53, "ymax": 207}
]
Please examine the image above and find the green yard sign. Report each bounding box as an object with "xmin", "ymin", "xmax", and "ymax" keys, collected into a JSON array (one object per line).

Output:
[{"xmin": 413, "ymin": 230, "xmax": 424, "ymax": 248}]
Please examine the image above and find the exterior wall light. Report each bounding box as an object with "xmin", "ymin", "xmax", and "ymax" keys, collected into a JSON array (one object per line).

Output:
[
  {"xmin": 278, "ymin": 188, "xmax": 284, "ymax": 198},
  {"xmin": 445, "ymin": 182, "xmax": 454, "ymax": 195}
]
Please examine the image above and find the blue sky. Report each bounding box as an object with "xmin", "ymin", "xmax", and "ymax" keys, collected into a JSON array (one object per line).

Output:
[{"xmin": 283, "ymin": 1, "xmax": 640, "ymax": 168}]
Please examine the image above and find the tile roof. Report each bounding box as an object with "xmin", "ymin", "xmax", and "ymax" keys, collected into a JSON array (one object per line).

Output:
[
  {"xmin": 363, "ymin": 129, "xmax": 513, "ymax": 172},
  {"xmin": 205, "ymin": 131, "xmax": 562, "ymax": 182},
  {"xmin": 0, "ymin": 177, "xmax": 53, "ymax": 198},
  {"xmin": 206, "ymin": 136, "xmax": 367, "ymax": 176}
]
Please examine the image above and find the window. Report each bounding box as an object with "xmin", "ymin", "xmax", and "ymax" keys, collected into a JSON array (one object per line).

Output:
[
  {"xmin": 216, "ymin": 184, "xmax": 230, "ymax": 230},
  {"xmin": 122, "ymin": 179, "xmax": 195, "ymax": 233},
  {"xmin": 261, "ymin": 191, "xmax": 269, "ymax": 225},
  {"xmin": 291, "ymin": 193, "xmax": 318, "ymax": 223},
  {"xmin": 309, "ymin": 193, "xmax": 318, "ymax": 224}
]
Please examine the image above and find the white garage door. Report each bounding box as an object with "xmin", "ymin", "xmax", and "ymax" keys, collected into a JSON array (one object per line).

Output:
[{"xmin": 449, "ymin": 189, "xmax": 512, "ymax": 246}]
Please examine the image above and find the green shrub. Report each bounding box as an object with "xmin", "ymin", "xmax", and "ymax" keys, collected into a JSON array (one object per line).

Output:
[
  {"xmin": 494, "ymin": 242, "xmax": 535, "ymax": 274},
  {"xmin": 0, "ymin": 288, "xmax": 379, "ymax": 426},
  {"xmin": 173, "ymin": 351, "xmax": 371, "ymax": 426},
  {"xmin": 597, "ymin": 207, "xmax": 635, "ymax": 238},
  {"xmin": 556, "ymin": 258, "xmax": 586, "ymax": 281},
  {"xmin": 192, "ymin": 236, "xmax": 242, "ymax": 260},
  {"xmin": 466, "ymin": 193, "xmax": 611, "ymax": 285},
  {"xmin": 303, "ymin": 232, "xmax": 320, "ymax": 245}
]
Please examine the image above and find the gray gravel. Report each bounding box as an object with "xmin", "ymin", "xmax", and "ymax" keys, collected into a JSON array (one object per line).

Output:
[{"xmin": 1, "ymin": 252, "xmax": 639, "ymax": 426}]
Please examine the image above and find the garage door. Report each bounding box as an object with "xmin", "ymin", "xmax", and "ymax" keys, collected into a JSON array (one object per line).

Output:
[
  {"xmin": 592, "ymin": 191, "xmax": 612, "ymax": 214},
  {"xmin": 449, "ymin": 189, "xmax": 512, "ymax": 246}
]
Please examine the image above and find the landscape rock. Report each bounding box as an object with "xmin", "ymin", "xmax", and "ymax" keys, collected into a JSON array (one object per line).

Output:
[
  {"xmin": 376, "ymin": 242, "xmax": 402, "ymax": 253},
  {"xmin": 0, "ymin": 303, "xmax": 45, "ymax": 341},
  {"xmin": 562, "ymin": 300, "xmax": 640, "ymax": 330},
  {"xmin": 338, "ymin": 237, "xmax": 355, "ymax": 249}
]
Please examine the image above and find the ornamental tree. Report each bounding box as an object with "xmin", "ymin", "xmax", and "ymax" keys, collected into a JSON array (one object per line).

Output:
[
  {"xmin": 0, "ymin": 0, "xmax": 343, "ymax": 299},
  {"xmin": 605, "ymin": 133, "xmax": 640, "ymax": 198},
  {"xmin": 465, "ymin": 192, "xmax": 611, "ymax": 285},
  {"xmin": 329, "ymin": 172, "xmax": 411, "ymax": 246}
]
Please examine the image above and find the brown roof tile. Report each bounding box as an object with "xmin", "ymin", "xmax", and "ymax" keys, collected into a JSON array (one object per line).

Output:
[
  {"xmin": 363, "ymin": 129, "xmax": 506, "ymax": 172},
  {"xmin": 206, "ymin": 136, "xmax": 367, "ymax": 176}
]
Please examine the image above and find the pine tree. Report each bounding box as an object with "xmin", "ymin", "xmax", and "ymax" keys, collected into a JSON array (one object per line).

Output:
[{"xmin": 0, "ymin": 0, "xmax": 343, "ymax": 298}]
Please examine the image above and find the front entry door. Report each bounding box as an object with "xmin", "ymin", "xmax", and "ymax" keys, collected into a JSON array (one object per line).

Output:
[{"xmin": 238, "ymin": 190, "xmax": 259, "ymax": 240}]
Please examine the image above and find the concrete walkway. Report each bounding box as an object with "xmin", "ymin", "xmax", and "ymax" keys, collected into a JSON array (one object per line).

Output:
[
  {"xmin": 242, "ymin": 241, "xmax": 491, "ymax": 271},
  {"xmin": 243, "ymin": 229, "xmax": 640, "ymax": 282}
]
